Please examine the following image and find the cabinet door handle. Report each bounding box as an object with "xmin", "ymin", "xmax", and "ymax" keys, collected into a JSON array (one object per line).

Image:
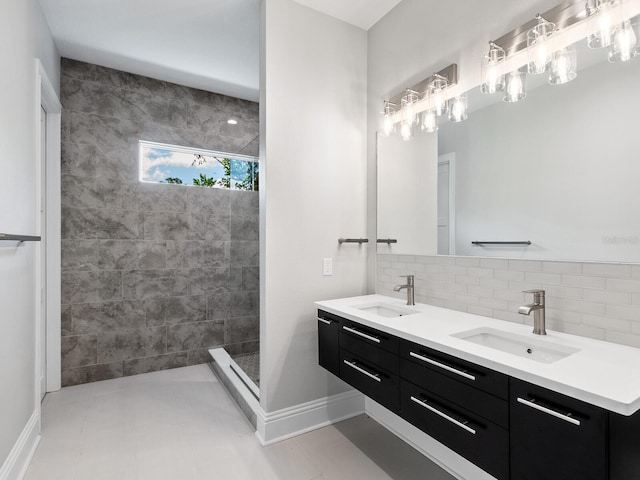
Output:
[
  {"xmin": 409, "ymin": 352, "xmax": 476, "ymax": 381},
  {"xmin": 517, "ymin": 397, "xmax": 581, "ymax": 426},
  {"xmin": 317, "ymin": 317, "xmax": 333, "ymax": 325},
  {"xmin": 410, "ymin": 396, "xmax": 476, "ymax": 435},
  {"xmin": 342, "ymin": 326, "xmax": 381, "ymax": 343},
  {"xmin": 343, "ymin": 360, "xmax": 381, "ymax": 382}
]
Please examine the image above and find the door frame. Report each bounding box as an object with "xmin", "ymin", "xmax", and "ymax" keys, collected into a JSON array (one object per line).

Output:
[
  {"xmin": 438, "ymin": 153, "xmax": 456, "ymax": 255},
  {"xmin": 35, "ymin": 59, "xmax": 62, "ymax": 401}
]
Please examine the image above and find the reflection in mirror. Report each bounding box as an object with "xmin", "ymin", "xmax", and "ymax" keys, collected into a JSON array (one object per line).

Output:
[{"xmin": 377, "ymin": 43, "xmax": 640, "ymax": 262}]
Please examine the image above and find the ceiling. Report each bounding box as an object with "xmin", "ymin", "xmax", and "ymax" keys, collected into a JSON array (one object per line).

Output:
[
  {"xmin": 38, "ymin": 0, "xmax": 400, "ymax": 102},
  {"xmin": 291, "ymin": 0, "xmax": 402, "ymax": 30}
]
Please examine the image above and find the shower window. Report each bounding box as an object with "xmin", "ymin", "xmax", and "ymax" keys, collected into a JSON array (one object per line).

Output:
[{"xmin": 139, "ymin": 140, "xmax": 259, "ymax": 191}]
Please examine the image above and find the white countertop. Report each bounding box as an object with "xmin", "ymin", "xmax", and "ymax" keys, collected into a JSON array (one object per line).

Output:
[{"xmin": 315, "ymin": 294, "xmax": 640, "ymax": 416}]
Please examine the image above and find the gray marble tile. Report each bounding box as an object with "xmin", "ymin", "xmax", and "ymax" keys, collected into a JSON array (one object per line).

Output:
[
  {"xmin": 166, "ymin": 320, "xmax": 224, "ymax": 352},
  {"xmin": 230, "ymin": 191, "xmax": 259, "ymax": 217},
  {"xmin": 186, "ymin": 186, "xmax": 230, "ymax": 215},
  {"xmin": 61, "ymin": 109, "xmax": 71, "ymax": 144},
  {"xmin": 61, "ymin": 361, "xmax": 123, "ymax": 387},
  {"xmin": 62, "ymin": 175, "xmax": 124, "ymax": 210},
  {"xmin": 238, "ymin": 136, "xmax": 259, "ymax": 157},
  {"xmin": 71, "ymin": 301, "xmax": 146, "ymax": 335},
  {"xmin": 165, "ymin": 240, "xmax": 187, "ymax": 269},
  {"xmin": 242, "ymin": 266, "xmax": 259, "ymax": 292},
  {"xmin": 206, "ymin": 292, "xmax": 230, "ymax": 320},
  {"xmin": 230, "ymin": 215, "xmax": 258, "ymax": 241},
  {"xmin": 125, "ymin": 182, "xmax": 188, "ymax": 213},
  {"xmin": 62, "ymin": 142, "xmax": 138, "ymax": 181},
  {"xmin": 187, "ymin": 348, "xmax": 213, "ymax": 366},
  {"xmin": 63, "ymin": 77, "xmax": 147, "ymax": 121},
  {"xmin": 61, "ymin": 58, "xmax": 96, "ymax": 82},
  {"xmin": 144, "ymin": 295, "xmax": 206, "ymax": 326},
  {"xmin": 187, "ymin": 267, "xmax": 230, "ymax": 295},
  {"xmin": 230, "ymin": 241, "xmax": 259, "ymax": 267},
  {"xmin": 204, "ymin": 215, "xmax": 231, "ymax": 241},
  {"xmin": 61, "ymin": 271, "xmax": 122, "ymax": 304},
  {"xmin": 230, "ymin": 291, "xmax": 259, "ymax": 318},
  {"xmin": 98, "ymin": 326, "xmax": 167, "ymax": 363},
  {"xmin": 62, "ymin": 207, "xmax": 97, "ymax": 239},
  {"xmin": 229, "ymin": 267, "xmax": 243, "ymax": 292},
  {"xmin": 122, "ymin": 352, "xmax": 188, "ymax": 376},
  {"xmin": 61, "ymin": 240, "xmax": 99, "ymax": 271},
  {"xmin": 122, "ymin": 269, "xmax": 189, "ymax": 300},
  {"xmin": 61, "ymin": 304, "xmax": 73, "ymax": 336},
  {"xmin": 185, "ymin": 241, "xmax": 229, "ymax": 268},
  {"xmin": 224, "ymin": 316, "xmax": 259, "ymax": 345},
  {"xmin": 96, "ymin": 240, "xmax": 167, "ymax": 270},
  {"xmin": 61, "ymin": 335, "xmax": 97, "ymax": 369},
  {"xmin": 70, "ymin": 112, "xmax": 141, "ymax": 148},
  {"xmin": 143, "ymin": 212, "xmax": 204, "ymax": 241},
  {"xmin": 94, "ymin": 209, "xmax": 144, "ymax": 239}
]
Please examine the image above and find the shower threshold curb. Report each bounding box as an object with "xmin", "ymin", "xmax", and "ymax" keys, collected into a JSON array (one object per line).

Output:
[{"xmin": 209, "ymin": 348, "xmax": 260, "ymax": 429}]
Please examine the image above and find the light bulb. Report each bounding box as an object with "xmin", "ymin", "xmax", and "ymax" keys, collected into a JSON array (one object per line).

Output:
[
  {"xmin": 549, "ymin": 46, "xmax": 577, "ymax": 85},
  {"xmin": 486, "ymin": 64, "xmax": 499, "ymax": 92},
  {"xmin": 527, "ymin": 15, "xmax": 555, "ymax": 74},
  {"xmin": 609, "ymin": 20, "xmax": 639, "ymax": 62},
  {"xmin": 382, "ymin": 114, "xmax": 393, "ymax": 136},
  {"xmin": 504, "ymin": 70, "xmax": 526, "ymax": 103},
  {"xmin": 433, "ymin": 89, "xmax": 445, "ymax": 116},
  {"xmin": 421, "ymin": 109, "xmax": 438, "ymax": 133},
  {"xmin": 428, "ymin": 74, "xmax": 449, "ymax": 115},
  {"xmin": 588, "ymin": 0, "xmax": 617, "ymax": 48},
  {"xmin": 448, "ymin": 95, "xmax": 468, "ymax": 123},
  {"xmin": 533, "ymin": 37, "xmax": 550, "ymax": 72},
  {"xmin": 481, "ymin": 43, "xmax": 505, "ymax": 94},
  {"xmin": 400, "ymin": 121, "xmax": 413, "ymax": 141}
]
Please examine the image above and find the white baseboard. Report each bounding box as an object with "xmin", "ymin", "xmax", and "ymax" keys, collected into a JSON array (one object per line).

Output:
[
  {"xmin": 0, "ymin": 411, "xmax": 41, "ymax": 480},
  {"xmin": 256, "ymin": 390, "xmax": 365, "ymax": 446},
  {"xmin": 365, "ymin": 398, "xmax": 496, "ymax": 480}
]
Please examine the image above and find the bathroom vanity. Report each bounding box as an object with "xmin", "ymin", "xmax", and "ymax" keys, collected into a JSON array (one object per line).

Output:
[{"xmin": 316, "ymin": 295, "xmax": 640, "ymax": 480}]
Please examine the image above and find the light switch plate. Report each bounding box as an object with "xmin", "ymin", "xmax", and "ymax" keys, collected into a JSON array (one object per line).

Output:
[{"xmin": 323, "ymin": 257, "xmax": 333, "ymax": 276}]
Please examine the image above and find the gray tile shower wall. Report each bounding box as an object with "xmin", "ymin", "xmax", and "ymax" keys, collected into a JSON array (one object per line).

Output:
[
  {"xmin": 377, "ymin": 254, "xmax": 640, "ymax": 348},
  {"xmin": 60, "ymin": 58, "xmax": 259, "ymax": 386}
]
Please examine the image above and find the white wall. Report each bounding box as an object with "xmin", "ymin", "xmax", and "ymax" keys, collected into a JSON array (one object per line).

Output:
[
  {"xmin": 260, "ymin": 0, "xmax": 368, "ymax": 412},
  {"xmin": 439, "ymin": 56, "xmax": 640, "ymax": 262},
  {"xmin": 366, "ymin": 0, "xmax": 562, "ymax": 290},
  {"xmin": 0, "ymin": 0, "xmax": 59, "ymax": 470}
]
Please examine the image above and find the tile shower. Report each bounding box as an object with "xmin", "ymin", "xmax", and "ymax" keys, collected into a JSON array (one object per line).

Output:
[{"xmin": 60, "ymin": 58, "xmax": 259, "ymax": 386}]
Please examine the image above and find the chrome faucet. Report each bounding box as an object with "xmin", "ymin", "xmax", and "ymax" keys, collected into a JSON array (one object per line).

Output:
[
  {"xmin": 393, "ymin": 275, "xmax": 415, "ymax": 306},
  {"xmin": 518, "ymin": 289, "xmax": 546, "ymax": 335}
]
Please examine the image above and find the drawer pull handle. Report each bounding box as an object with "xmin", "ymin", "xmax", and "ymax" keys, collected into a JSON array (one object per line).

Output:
[
  {"xmin": 343, "ymin": 360, "xmax": 381, "ymax": 382},
  {"xmin": 343, "ymin": 326, "xmax": 381, "ymax": 343},
  {"xmin": 517, "ymin": 397, "xmax": 581, "ymax": 426},
  {"xmin": 409, "ymin": 352, "xmax": 476, "ymax": 381},
  {"xmin": 410, "ymin": 396, "xmax": 476, "ymax": 435},
  {"xmin": 317, "ymin": 317, "xmax": 333, "ymax": 325}
]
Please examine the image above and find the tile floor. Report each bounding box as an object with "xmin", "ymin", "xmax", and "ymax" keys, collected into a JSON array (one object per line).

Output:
[
  {"xmin": 25, "ymin": 364, "xmax": 455, "ymax": 480},
  {"xmin": 230, "ymin": 351, "xmax": 260, "ymax": 386}
]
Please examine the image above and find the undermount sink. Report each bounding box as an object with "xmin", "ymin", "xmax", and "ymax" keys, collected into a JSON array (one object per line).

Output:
[
  {"xmin": 452, "ymin": 327, "xmax": 580, "ymax": 364},
  {"xmin": 354, "ymin": 302, "xmax": 417, "ymax": 318}
]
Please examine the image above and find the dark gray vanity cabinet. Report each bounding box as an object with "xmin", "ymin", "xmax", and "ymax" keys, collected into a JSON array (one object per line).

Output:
[{"xmin": 510, "ymin": 378, "xmax": 607, "ymax": 480}]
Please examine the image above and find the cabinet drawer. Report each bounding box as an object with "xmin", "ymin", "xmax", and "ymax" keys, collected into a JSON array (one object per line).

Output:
[
  {"xmin": 340, "ymin": 331, "xmax": 399, "ymax": 375},
  {"xmin": 401, "ymin": 380, "xmax": 509, "ymax": 480},
  {"xmin": 317, "ymin": 311, "xmax": 340, "ymax": 376},
  {"xmin": 401, "ymin": 358, "xmax": 508, "ymax": 428},
  {"xmin": 510, "ymin": 378, "xmax": 607, "ymax": 480},
  {"xmin": 400, "ymin": 339, "xmax": 508, "ymax": 399},
  {"xmin": 340, "ymin": 349, "xmax": 400, "ymax": 413},
  {"xmin": 341, "ymin": 319, "xmax": 399, "ymax": 354}
]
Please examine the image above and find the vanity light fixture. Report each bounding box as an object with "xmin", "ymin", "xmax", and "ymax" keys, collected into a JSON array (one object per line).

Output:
[
  {"xmin": 381, "ymin": 101, "xmax": 396, "ymax": 136},
  {"xmin": 481, "ymin": 42, "xmax": 506, "ymax": 94},
  {"xmin": 609, "ymin": 18, "xmax": 640, "ymax": 61},
  {"xmin": 528, "ymin": 15, "xmax": 556, "ymax": 74},
  {"xmin": 504, "ymin": 69, "xmax": 527, "ymax": 103},
  {"xmin": 448, "ymin": 95, "xmax": 468, "ymax": 122},
  {"xmin": 421, "ymin": 108, "xmax": 438, "ymax": 133},
  {"xmin": 588, "ymin": 0, "xmax": 618, "ymax": 48},
  {"xmin": 428, "ymin": 74, "xmax": 449, "ymax": 116},
  {"xmin": 549, "ymin": 45, "xmax": 578, "ymax": 84}
]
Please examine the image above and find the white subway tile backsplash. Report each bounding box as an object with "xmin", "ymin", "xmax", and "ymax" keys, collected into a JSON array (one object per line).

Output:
[{"xmin": 377, "ymin": 254, "xmax": 640, "ymax": 349}]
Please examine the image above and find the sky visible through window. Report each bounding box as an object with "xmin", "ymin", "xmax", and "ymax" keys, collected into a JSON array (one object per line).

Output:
[{"xmin": 139, "ymin": 141, "xmax": 258, "ymax": 191}]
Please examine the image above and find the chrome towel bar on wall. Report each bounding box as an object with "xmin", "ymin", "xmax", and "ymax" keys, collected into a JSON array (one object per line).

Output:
[
  {"xmin": 472, "ymin": 241, "xmax": 531, "ymax": 246},
  {"xmin": 338, "ymin": 238, "xmax": 369, "ymax": 244},
  {"xmin": 0, "ymin": 233, "xmax": 42, "ymax": 246},
  {"xmin": 377, "ymin": 238, "xmax": 398, "ymax": 244}
]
